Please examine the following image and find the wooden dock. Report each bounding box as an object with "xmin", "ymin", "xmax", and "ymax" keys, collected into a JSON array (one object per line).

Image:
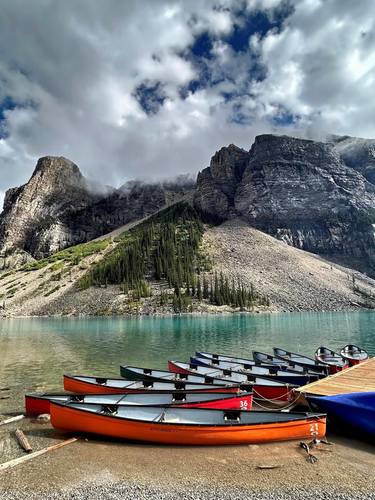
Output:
[{"xmin": 296, "ymin": 357, "xmax": 375, "ymax": 397}]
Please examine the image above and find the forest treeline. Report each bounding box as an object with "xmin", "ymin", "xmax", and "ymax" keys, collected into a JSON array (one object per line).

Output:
[{"xmin": 79, "ymin": 202, "xmax": 269, "ymax": 311}]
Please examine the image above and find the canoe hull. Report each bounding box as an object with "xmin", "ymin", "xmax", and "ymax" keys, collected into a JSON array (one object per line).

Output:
[
  {"xmin": 315, "ymin": 347, "xmax": 349, "ymax": 373},
  {"xmin": 340, "ymin": 345, "xmax": 369, "ymax": 366},
  {"xmin": 63, "ymin": 375, "xmax": 240, "ymax": 395},
  {"xmin": 25, "ymin": 392, "xmax": 253, "ymax": 416},
  {"xmin": 188, "ymin": 358, "xmax": 317, "ymax": 386},
  {"xmin": 273, "ymin": 348, "xmax": 329, "ymax": 375},
  {"xmin": 25, "ymin": 395, "xmax": 51, "ymax": 416},
  {"xmin": 50, "ymin": 404, "xmax": 326, "ymax": 445},
  {"xmin": 166, "ymin": 361, "xmax": 294, "ymax": 402}
]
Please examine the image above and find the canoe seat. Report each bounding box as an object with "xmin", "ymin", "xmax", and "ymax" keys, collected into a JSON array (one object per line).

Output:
[
  {"xmin": 204, "ymin": 376, "xmax": 214, "ymax": 383},
  {"xmin": 212, "ymin": 359, "xmax": 220, "ymax": 365},
  {"xmin": 224, "ymin": 411, "xmax": 241, "ymax": 423},
  {"xmin": 172, "ymin": 392, "xmax": 186, "ymax": 402},
  {"xmin": 143, "ymin": 369, "xmax": 152, "ymax": 375},
  {"xmin": 100, "ymin": 405, "xmax": 118, "ymax": 415},
  {"xmin": 174, "ymin": 382, "xmax": 186, "ymax": 390},
  {"xmin": 69, "ymin": 395, "xmax": 84, "ymax": 403},
  {"xmin": 95, "ymin": 378, "xmax": 107, "ymax": 385},
  {"xmin": 223, "ymin": 369, "xmax": 232, "ymax": 376},
  {"xmin": 240, "ymin": 383, "xmax": 252, "ymax": 391},
  {"xmin": 142, "ymin": 381, "xmax": 154, "ymax": 388}
]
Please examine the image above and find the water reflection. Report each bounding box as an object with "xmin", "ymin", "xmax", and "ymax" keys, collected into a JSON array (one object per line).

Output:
[{"xmin": 0, "ymin": 311, "xmax": 374, "ymax": 394}]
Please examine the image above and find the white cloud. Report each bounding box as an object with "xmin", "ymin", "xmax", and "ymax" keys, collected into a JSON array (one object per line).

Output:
[{"xmin": 0, "ymin": 0, "xmax": 375, "ymax": 206}]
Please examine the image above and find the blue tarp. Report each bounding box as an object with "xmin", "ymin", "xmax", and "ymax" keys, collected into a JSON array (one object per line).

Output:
[{"xmin": 307, "ymin": 392, "xmax": 375, "ymax": 437}]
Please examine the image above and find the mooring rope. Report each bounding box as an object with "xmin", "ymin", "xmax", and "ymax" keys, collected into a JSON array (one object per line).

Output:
[{"xmin": 251, "ymin": 390, "xmax": 303, "ymax": 410}]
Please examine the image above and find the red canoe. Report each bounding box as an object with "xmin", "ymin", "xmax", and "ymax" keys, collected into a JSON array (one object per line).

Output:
[
  {"xmin": 63, "ymin": 374, "xmax": 241, "ymax": 395},
  {"xmin": 164, "ymin": 361, "xmax": 294, "ymax": 402},
  {"xmin": 340, "ymin": 345, "xmax": 369, "ymax": 366},
  {"xmin": 50, "ymin": 403, "xmax": 326, "ymax": 445},
  {"xmin": 315, "ymin": 347, "xmax": 349, "ymax": 374},
  {"xmin": 25, "ymin": 391, "xmax": 253, "ymax": 416}
]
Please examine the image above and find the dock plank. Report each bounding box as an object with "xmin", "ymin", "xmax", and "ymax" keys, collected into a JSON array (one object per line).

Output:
[{"xmin": 296, "ymin": 357, "xmax": 375, "ymax": 396}]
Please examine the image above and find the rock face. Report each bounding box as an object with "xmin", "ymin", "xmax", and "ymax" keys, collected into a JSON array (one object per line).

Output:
[
  {"xmin": 0, "ymin": 157, "xmax": 193, "ymax": 266},
  {"xmin": 331, "ymin": 134, "xmax": 375, "ymax": 184},
  {"xmin": 0, "ymin": 157, "xmax": 99, "ymax": 265},
  {"xmin": 194, "ymin": 144, "xmax": 248, "ymax": 220},
  {"xmin": 194, "ymin": 134, "xmax": 375, "ymax": 275}
]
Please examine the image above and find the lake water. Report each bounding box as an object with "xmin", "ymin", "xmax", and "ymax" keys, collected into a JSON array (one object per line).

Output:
[{"xmin": 1, "ymin": 311, "xmax": 374, "ymax": 405}]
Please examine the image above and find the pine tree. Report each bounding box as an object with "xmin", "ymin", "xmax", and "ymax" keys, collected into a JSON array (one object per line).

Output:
[
  {"xmin": 203, "ymin": 276, "xmax": 209, "ymax": 299},
  {"xmin": 197, "ymin": 277, "xmax": 202, "ymax": 301}
]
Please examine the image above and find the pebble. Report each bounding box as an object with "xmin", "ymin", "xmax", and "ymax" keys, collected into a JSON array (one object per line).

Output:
[{"xmin": 1, "ymin": 483, "xmax": 374, "ymax": 500}]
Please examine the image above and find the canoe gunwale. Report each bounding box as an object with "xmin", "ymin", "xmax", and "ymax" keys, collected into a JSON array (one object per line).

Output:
[
  {"xmin": 63, "ymin": 374, "xmax": 238, "ymax": 392},
  {"xmin": 50, "ymin": 401, "xmax": 326, "ymax": 428},
  {"xmin": 162, "ymin": 362, "xmax": 298, "ymax": 389},
  {"xmin": 190, "ymin": 357, "xmax": 318, "ymax": 381},
  {"xmin": 272, "ymin": 348, "xmax": 330, "ymax": 374},
  {"xmin": 340, "ymin": 345, "xmax": 368, "ymax": 362},
  {"xmin": 25, "ymin": 391, "xmax": 253, "ymax": 406},
  {"xmin": 315, "ymin": 346, "xmax": 348, "ymax": 368}
]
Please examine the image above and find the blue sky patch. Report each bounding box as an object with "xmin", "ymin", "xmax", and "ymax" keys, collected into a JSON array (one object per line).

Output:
[
  {"xmin": 272, "ymin": 108, "xmax": 298, "ymax": 126},
  {"xmin": 0, "ymin": 96, "xmax": 18, "ymax": 139},
  {"xmin": 190, "ymin": 31, "xmax": 214, "ymax": 59},
  {"xmin": 0, "ymin": 96, "xmax": 17, "ymax": 121},
  {"xmin": 180, "ymin": 3, "xmax": 292, "ymax": 103},
  {"xmin": 134, "ymin": 81, "xmax": 166, "ymax": 115},
  {"xmin": 226, "ymin": 3, "xmax": 293, "ymax": 52}
]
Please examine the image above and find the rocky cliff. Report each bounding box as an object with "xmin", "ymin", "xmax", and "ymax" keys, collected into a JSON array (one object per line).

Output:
[
  {"xmin": 2, "ymin": 133, "xmax": 375, "ymax": 277},
  {"xmin": 331, "ymin": 134, "xmax": 375, "ymax": 184},
  {"xmin": 194, "ymin": 134, "xmax": 375, "ymax": 275},
  {"xmin": 194, "ymin": 144, "xmax": 248, "ymax": 220},
  {"xmin": 0, "ymin": 157, "xmax": 193, "ymax": 267}
]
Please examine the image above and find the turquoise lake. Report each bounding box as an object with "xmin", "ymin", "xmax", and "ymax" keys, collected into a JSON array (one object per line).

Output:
[{"xmin": 0, "ymin": 311, "xmax": 374, "ymax": 403}]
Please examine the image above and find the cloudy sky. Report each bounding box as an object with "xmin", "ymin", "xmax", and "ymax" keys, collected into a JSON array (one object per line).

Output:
[{"xmin": 1, "ymin": 0, "xmax": 375, "ymax": 207}]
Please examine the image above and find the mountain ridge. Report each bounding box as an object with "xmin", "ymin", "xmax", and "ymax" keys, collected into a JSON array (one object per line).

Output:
[
  {"xmin": 194, "ymin": 133, "xmax": 375, "ymax": 276},
  {"xmin": 1, "ymin": 131, "xmax": 375, "ymax": 290}
]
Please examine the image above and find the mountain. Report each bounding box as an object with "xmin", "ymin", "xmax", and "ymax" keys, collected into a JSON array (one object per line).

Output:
[
  {"xmin": 194, "ymin": 134, "xmax": 375, "ymax": 275},
  {"xmin": 0, "ymin": 157, "xmax": 194, "ymax": 268},
  {"xmin": 1, "ymin": 132, "xmax": 375, "ymax": 317},
  {"xmin": 0, "ymin": 157, "xmax": 100, "ymax": 267}
]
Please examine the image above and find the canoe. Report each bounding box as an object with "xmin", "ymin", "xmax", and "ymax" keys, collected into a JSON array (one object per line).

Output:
[
  {"xmin": 307, "ymin": 392, "xmax": 375, "ymax": 437},
  {"xmin": 25, "ymin": 391, "xmax": 253, "ymax": 416},
  {"xmin": 64, "ymin": 375, "xmax": 241, "ymax": 395},
  {"xmin": 340, "ymin": 345, "xmax": 369, "ymax": 366},
  {"xmin": 315, "ymin": 347, "xmax": 349, "ymax": 374},
  {"xmin": 195, "ymin": 351, "xmax": 272, "ymax": 369},
  {"xmin": 190, "ymin": 356, "xmax": 319, "ymax": 386},
  {"xmin": 194, "ymin": 353, "xmax": 313, "ymax": 374},
  {"xmin": 253, "ymin": 351, "xmax": 324, "ymax": 376},
  {"xmin": 50, "ymin": 402, "xmax": 326, "ymax": 445},
  {"xmin": 273, "ymin": 348, "xmax": 329, "ymax": 375},
  {"xmin": 122, "ymin": 363, "xmax": 295, "ymax": 401}
]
